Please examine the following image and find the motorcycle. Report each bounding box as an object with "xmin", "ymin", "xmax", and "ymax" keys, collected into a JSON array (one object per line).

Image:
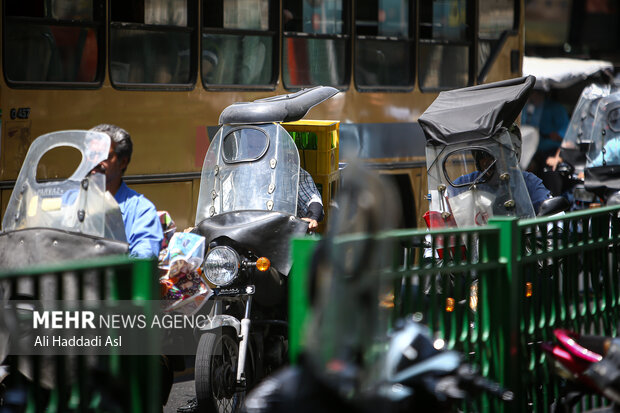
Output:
[
  {"xmin": 192, "ymin": 86, "xmax": 338, "ymax": 412},
  {"xmin": 545, "ymin": 83, "xmax": 617, "ymax": 207},
  {"xmin": 421, "ymin": 75, "xmax": 540, "ymax": 231},
  {"xmin": 0, "ymin": 130, "xmax": 129, "ymax": 408},
  {"xmin": 542, "ymin": 329, "xmax": 620, "ymax": 412},
  {"xmin": 584, "ymin": 92, "xmax": 620, "ymax": 205},
  {"xmin": 418, "ymin": 75, "xmax": 569, "ymax": 310}
]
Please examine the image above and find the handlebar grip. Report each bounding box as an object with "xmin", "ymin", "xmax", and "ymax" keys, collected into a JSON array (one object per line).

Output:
[
  {"xmin": 577, "ymin": 334, "xmax": 611, "ymax": 357},
  {"xmin": 457, "ymin": 365, "xmax": 514, "ymax": 402}
]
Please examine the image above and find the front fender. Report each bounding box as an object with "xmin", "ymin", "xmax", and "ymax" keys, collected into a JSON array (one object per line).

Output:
[{"xmin": 196, "ymin": 314, "xmax": 241, "ymax": 337}]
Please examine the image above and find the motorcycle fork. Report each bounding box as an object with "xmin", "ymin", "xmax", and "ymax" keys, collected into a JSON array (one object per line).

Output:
[{"xmin": 236, "ymin": 295, "xmax": 252, "ymax": 386}]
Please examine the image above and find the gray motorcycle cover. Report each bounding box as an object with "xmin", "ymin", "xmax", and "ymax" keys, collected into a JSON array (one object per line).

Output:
[{"xmin": 419, "ymin": 76, "xmax": 535, "ymax": 145}]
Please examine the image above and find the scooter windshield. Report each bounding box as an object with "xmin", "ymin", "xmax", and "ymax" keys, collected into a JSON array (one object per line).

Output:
[
  {"xmin": 426, "ymin": 130, "xmax": 535, "ymax": 229},
  {"xmin": 586, "ymin": 93, "xmax": 620, "ymax": 168},
  {"xmin": 195, "ymin": 123, "xmax": 300, "ymax": 224},
  {"xmin": 1, "ymin": 130, "xmax": 127, "ymax": 241},
  {"xmin": 561, "ymin": 84, "xmax": 613, "ymax": 169},
  {"xmin": 564, "ymin": 83, "xmax": 611, "ymax": 149}
]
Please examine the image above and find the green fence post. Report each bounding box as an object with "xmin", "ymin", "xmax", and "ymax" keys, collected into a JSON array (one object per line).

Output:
[
  {"xmin": 488, "ymin": 216, "xmax": 522, "ymax": 413},
  {"xmin": 289, "ymin": 237, "xmax": 320, "ymax": 364}
]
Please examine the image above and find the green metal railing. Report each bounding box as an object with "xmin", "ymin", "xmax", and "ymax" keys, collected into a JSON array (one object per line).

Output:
[
  {"xmin": 290, "ymin": 205, "xmax": 620, "ymax": 412},
  {"xmin": 0, "ymin": 255, "xmax": 161, "ymax": 413}
]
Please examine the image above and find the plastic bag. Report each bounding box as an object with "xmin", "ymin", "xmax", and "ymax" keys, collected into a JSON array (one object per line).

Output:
[{"xmin": 159, "ymin": 232, "xmax": 212, "ymax": 315}]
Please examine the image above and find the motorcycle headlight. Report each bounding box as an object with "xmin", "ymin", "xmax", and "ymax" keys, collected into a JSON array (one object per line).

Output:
[{"xmin": 203, "ymin": 246, "xmax": 240, "ymax": 286}]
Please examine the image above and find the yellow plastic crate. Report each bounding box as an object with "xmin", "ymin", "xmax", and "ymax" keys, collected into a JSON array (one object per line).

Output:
[{"xmin": 282, "ymin": 120, "xmax": 340, "ymax": 177}]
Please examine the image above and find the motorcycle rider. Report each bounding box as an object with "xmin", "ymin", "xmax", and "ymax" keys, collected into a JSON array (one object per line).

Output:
[
  {"xmin": 89, "ymin": 124, "xmax": 163, "ymax": 258},
  {"xmin": 451, "ymin": 126, "xmax": 551, "ymax": 214}
]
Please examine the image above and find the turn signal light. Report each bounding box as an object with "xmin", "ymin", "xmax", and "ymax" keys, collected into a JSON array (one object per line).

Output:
[
  {"xmin": 256, "ymin": 257, "xmax": 271, "ymax": 272},
  {"xmin": 446, "ymin": 297, "xmax": 455, "ymax": 312},
  {"xmin": 526, "ymin": 282, "xmax": 533, "ymax": 298}
]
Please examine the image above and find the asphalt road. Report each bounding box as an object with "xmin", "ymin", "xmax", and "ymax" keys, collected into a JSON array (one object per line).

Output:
[{"xmin": 164, "ymin": 367, "xmax": 196, "ymax": 413}]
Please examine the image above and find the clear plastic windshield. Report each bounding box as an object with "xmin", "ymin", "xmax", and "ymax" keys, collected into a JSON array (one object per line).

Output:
[
  {"xmin": 586, "ymin": 93, "xmax": 620, "ymax": 168},
  {"xmin": 1, "ymin": 130, "xmax": 127, "ymax": 241},
  {"xmin": 426, "ymin": 130, "xmax": 535, "ymax": 229},
  {"xmin": 195, "ymin": 123, "xmax": 300, "ymax": 224},
  {"xmin": 563, "ymin": 83, "xmax": 611, "ymax": 150}
]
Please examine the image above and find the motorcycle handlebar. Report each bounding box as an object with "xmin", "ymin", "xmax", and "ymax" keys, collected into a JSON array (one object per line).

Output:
[{"xmin": 455, "ymin": 365, "xmax": 514, "ymax": 402}]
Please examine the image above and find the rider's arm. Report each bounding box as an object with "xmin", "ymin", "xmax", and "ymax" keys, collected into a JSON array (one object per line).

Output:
[
  {"xmin": 128, "ymin": 202, "xmax": 164, "ymax": 259},
  {"xmin": 522, "ymin": 171, "xmax": 552, "ymax": 214},
  {"xmin": 117, "ymin": 185, "xmax": 164, "ymax": 259},
  {"xmin": 298, "ymin": 169, "xmax": 325, "ymax": 222}
]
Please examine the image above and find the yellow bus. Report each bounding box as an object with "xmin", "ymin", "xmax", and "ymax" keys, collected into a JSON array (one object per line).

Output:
[{"xmin": 0, "ymin": 0, "xmax": 523, "ymax": 231}]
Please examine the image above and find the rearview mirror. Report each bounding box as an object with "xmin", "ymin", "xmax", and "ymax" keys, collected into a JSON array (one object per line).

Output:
[{"xmin": 537, "ymin": 197, "xmax": 570, "ymax": 217}]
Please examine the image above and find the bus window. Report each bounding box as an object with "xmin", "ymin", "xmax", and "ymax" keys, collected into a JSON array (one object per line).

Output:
[
  {"xmin": 109, "ymin": 0, "xmax": 196, "ymax": 88},
  {"xmin": 282, "ymin": 0, "xmax": 350, "ymax": 90},
  {"xmin": 355, "ymin": 0, "xmax": 414, "ymax": 91},
  {"xmin": 478, "ymin": 0, "xmax": 515, "ymax": 79},
  {"xmin": 3, "ymin": 0, "xmax": 104, "ymax": 86},
  {"xmin": 418, "ymin": 0, "xmax": 472, "ymax": 91},
  {"xmin": 202, "ymin": 0, "xmax": 277, "ymax": 88}
]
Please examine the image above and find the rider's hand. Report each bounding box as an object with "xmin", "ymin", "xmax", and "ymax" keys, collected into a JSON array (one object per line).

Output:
[
  {"xmin": 546, "ymin": 154, "xmax": 562, "ymax": 171},
  {"xmin": 301, "ymin": 218, "xmax": 318, "ymax": 231}
]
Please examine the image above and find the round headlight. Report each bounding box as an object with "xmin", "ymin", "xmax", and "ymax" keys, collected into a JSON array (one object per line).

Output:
[{"xmin": 203, "ymin": 246, "xmax": 240, "ymax": 286}]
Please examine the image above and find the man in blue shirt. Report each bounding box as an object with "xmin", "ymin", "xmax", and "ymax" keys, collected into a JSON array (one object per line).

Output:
[{"xmin": 90, "ymin": 124, "xmax": 163, "ymax": 258}]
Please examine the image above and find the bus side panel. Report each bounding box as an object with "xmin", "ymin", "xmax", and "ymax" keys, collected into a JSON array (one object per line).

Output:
[{"xmin": 483, "ymin": 35, "xmax": 523, "ymax": 83}]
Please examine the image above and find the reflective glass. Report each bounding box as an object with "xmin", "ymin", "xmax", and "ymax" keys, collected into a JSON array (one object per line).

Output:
[
  {"xmin": 5, "ymin": 23, "xmax": 100, "ymax": 83},
  {"xmin": 223, "ymin": 128, "xmax": 269, "ymax": 163},
  {"xmin": 419, "ymin": 43, "xmax": 469, "ymax": 90},
  {"xmin": 202, "ymin": 33, "xmax": 273, "ymax": 86},
  {"xmin": 355, "ymin": 39, "xmax": 412, "ymax": 88},
  {"xmin": 609, "ymin": 108, "xmax": 620, "ymax": 133},
  {"xmin": 110, "ymin": 29, "xmax": 191, "ymax": 84},
  {"xmin": 354, "ymin": 0, "xmax": 412, "ymax": 89},
  {"xmin": 111, "ymin": 0, "xmax": 188, "ymax": 26},
  {"xmin": 356, "ymin": 0, "xmax": 408, "ymax": 37},
  {"xmin": 283, "ymin": 0, "xmax": 345, "ymax": 34},
  {"xmin": 222, "ymin": 0, "xmax": 270, "ymax": 30},
  {"xmin": 478, "ymin": 0, "xmax": 514, "ymax": 38},
  {"xmin": 283, "ymin": 37, "xmax": 347, "ymax": 88},
  {"xmin": 419, "ymin": 0, "xmax": 468, "ymax": 41}
]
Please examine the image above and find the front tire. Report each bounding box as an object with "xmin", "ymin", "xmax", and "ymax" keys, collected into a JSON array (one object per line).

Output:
[{"xmin": 195, "ymin": 330, "xmax": 249, "ymax": 413}]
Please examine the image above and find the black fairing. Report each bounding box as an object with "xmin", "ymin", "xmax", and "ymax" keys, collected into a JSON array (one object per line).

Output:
[
  {"xmin": 585, "ymin": 166, "xmax": 620, "ymax": 200},
  {"xmin": 195, "ymin": 210, "xmax": 308, "ymax": 276},
  {"xmin": 0, "ymin": 228, "xmax": 129, "ymax": 270}
]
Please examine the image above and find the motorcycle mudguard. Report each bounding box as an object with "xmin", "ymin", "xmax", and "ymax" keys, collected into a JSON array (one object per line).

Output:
[
  {"xmin": 196, "ymin": 314, "xmax": 241, "ymax": 336},
  {"xmin": 0, "ymin": 228, "xmax": 129, "ymax": 270}
]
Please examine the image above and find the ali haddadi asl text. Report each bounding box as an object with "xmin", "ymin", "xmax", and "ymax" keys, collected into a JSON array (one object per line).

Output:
[{"xmin": 33, "ymin": 335, "xmax": 121, "ymax": 347}]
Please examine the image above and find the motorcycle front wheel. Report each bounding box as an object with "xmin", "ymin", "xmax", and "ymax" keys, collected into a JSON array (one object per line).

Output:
[{"xmin": 195, "ymin": 329, "xmax": 253, "ymax": 413}]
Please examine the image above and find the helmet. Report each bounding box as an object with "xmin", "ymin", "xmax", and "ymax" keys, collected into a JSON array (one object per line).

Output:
[{"xmin": 508, "ymin": 124, "xmax": 522, "ymax": 162}]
